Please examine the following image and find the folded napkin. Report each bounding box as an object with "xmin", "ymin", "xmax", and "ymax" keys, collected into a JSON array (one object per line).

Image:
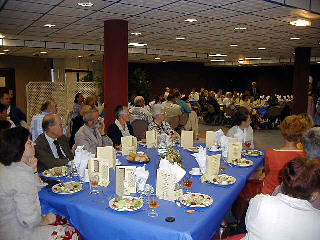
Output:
[
  {"xmin": 214, "ymin": 129, "xmax": 224, "ymax": 146},
  {"xmin": 74, "ymin": 145, "xmax": 95, "ymax": 182},
  {"xmin": 220, "ymin": 135, "xmax": 229, "ymax": 158},
  {"xmin": 191, "ymin": 146, "xmax": 206, "ymax": 174},
  {"xmin": 158, "ymin": 133, "xmax": 172, "ymax": 149},
  {"xmin": 135, "ymin": 165, "xmax": 149, "ymax": 192},
  {"xmin": 159, "ymin": 159, "xmax": 186, "ymax": 183}
]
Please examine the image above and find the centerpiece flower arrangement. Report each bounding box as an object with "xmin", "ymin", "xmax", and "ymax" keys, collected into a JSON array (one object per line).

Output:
[{"xmin": 160, "ymin": 146, "xmax": 185, "ymax": 169}]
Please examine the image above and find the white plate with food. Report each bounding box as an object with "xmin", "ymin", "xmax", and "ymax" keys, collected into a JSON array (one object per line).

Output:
[
  {"xmin": 210, "ymin": 174, "xmax": 236, "ymax": 186},
  {"xmin": 109, "ymin": 196, "xmax": 144, "ymax": 212},
  {"xmin": 179, "ymin": 193, "xmax": 213, "ymax": 208},
  {"xmin": 187, "ymin": 147, "xmax": 200, "ymax": 153},
  {"xmin": 242, "ymin": 149, "xmax": 263, "ymax": 157},
  {"xmin": 207, "ymin": 146, "xmax": 221, "ymax": 152},
  {"xmin": 43, "ymin": 166, "xmax": 68, "ymax": 178},
  {"xmin": 189, "ymin": 167, "xmax": 202, "ymax": 176},
  {"xmin": 231, "ymin": 158, "xmax": 254, "ymax": 167},
  {"xmin": 52, "ymin": 181, "xmax": 83, "ymax": 194},
  {"xmin": 138, "ymin": 140, "xmax": 147, "ymax": 147}
]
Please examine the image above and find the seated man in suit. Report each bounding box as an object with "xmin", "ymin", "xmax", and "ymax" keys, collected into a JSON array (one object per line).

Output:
[
  {"xmin": 35, "ymin": 114, "xmax": 73, "ymax": 172},
  {"xmin": 73, "ymin": 109, "xmax": 113, "ymax": 155}
]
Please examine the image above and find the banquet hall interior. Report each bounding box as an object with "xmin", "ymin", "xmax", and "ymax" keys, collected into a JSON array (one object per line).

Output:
[{"xmin": 1, "ymin": 0, "xmax": 320, "ymax": 240}]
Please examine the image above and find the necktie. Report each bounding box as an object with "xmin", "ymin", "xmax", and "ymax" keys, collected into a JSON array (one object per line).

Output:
[{"xmin": 53, "ymin": 140, "xmax": 65, "ymax": 158}]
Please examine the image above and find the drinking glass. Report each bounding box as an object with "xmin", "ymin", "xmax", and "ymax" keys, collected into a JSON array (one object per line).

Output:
[
  {"xmin": 53, "ymin": 167, "xmax": 62, "ymax": 177},
  {"xmin": 148, "ymin": 194, "xmax": 159, "ymax": 217},
  {"xmin": 65, "ymin": 165, "xmax": 72, "ymax": 179},
  {"xmin": 183, "ymin": 175, "xmax": 193, "ymax": 193},
  {"xmin": 89, "ymin": 172, "xmax": 99, "ymax": 194},
  {"xmin": 244, "ymin": 141, "xmax": 251, "ymax": 149}
]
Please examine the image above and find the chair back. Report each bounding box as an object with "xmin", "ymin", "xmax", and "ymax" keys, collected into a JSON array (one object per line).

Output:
[
  {"xmin": 179, "ymin": 113, "xmax": 189, "ymax": 126},
  {"xmin": 267, "ymin": 106, "xmax": 281, "ymax": 118},
  {"xmin": 207, "ymin": 104, "xmax": 215, "ymax": 113},
  {"xmin": 131, "ymin": 120, "xmax": 149, "ymax": 140},
  {"xmin": 166, "ymin": 116, "xmax": 180, "ymax": 129}
]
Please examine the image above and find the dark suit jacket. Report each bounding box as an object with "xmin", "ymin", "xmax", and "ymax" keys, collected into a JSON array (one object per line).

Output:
[
  {"xmin": 107, "ymin": 122, "xmax": 134, "ymax": 146},
  {"xmin": 35, "ymin": 133, "xmax": 73, "ymax": 172},
  {"xmin": 9, "ymin": 105, "xmax": 27, "ymax": 126},
  {"xmin": 249, "ymin": 87, "xmax": 261, "ymax": 98}
]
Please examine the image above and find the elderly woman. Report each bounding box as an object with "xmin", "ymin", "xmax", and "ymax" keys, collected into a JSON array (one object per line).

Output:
[
  {"xmin": 242, "ymin": 156, "xmax": 320, "ymax": 240},
  {"xmin": 0, "ymin": 127, "xmax": 79, "ymax": 239},
  {"xmin": 261, "ymin": 115, "xmax": 307, "ymax": 194},
  {"xmin": 273, "ymin": 127, "xmax": 320, "ymax": 209},
  {"xmin": 149, "ymin": 104, "xmax": 179, "ymax": 138},
  {"xmin": 227, "ymin": 108, "xmax": 254, "ymax": 148},
  {"xmin": 107, "ymin": 105, "xmax": 134, "ymax": 147}
]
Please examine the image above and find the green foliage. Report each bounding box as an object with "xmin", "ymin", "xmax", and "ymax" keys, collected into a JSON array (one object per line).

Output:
[{"xmin": 129, "ymin": 68, "xmax": 151, "ymax": 102}]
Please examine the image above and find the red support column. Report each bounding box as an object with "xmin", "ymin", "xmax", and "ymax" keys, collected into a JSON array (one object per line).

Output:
[
  {"xmin": 103, "ymin": 19, "xmax": 128, "ymax": 129},
  {"xmin": 292, "ymin": 47, "xmax": 311, "ymax": 114}
]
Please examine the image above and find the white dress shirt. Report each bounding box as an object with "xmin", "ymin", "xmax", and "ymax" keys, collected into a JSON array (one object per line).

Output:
[
  {"xmin": 30, "ymin": 112, "xmax": 51, "ymax": 141},
  {"xmin": 44, "ymin": 133, "xmax": 66, "ymax": 158},
  {"xmin": 243, "ymin": 193, "xmax": 320, "ymax": 240},
  {"xmin": 227, "ymin": 125, "xmax": 254, "ymax": 148}
]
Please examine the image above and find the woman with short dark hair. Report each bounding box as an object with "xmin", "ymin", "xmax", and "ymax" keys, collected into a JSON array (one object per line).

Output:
[
  {"xmin": 71, "ymin": 93, "xmax": 84, "ymax": 119},
  {"xmin": 107, "ymin": 105, "xmax": 134, "ymax": 147},
  {"xmin": 243, "ymin": 156, "xmax": 320, "ymax": 240},
  {"xmin": 227, "ymin": 108, "xmax": 254, "ymax": 148},
  {"xmin": 0, "ymin": 127, "xmax": 80, "ymax": 239}
]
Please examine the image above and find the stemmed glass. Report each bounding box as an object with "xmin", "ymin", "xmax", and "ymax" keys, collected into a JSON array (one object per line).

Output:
[
  {"xmin": 89, "ymin": 172, "xmax": 99, "ymax": 194},
  {"xmin": 183, "ymin": 175, "xmax": 193, "ymax": 193},
  {"xmin": 148, "ymin": 194, "xmax": 159, "ymax": 217}
]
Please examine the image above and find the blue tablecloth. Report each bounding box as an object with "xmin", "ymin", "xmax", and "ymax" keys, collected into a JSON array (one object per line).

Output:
[
  {"xmin": 252, "ymin": 107, "xmax": 269, "ymax": 118},
  {"xmin": 39, "ymin": 144, "xmax": 265, "ymax": 240}
]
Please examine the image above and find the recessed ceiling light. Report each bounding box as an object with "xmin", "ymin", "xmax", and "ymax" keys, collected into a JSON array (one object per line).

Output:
[
  {"xmin": 78, "ymin": 2, "xmax": 93, "ymax": 7},
  {"xmin": 128, "ymin": 42, "xmax": 147, "ymax": 47},
  {"xmin": 209, "ymin": 54, "xmax": 227, "ymax": 57},
  {"xmin": 0, "ymin": 34, "xmax": 5, "ymax": 38},
  {"xmin": 245, "ymin": 57, "xmax": 261, "ymax": 60},
  {"xmin": 177, "ymin": 59, "xmax": 182, "ymax": 61},
  {"xmin": 317, "ymin": 61, "xmax": 320, "ymax": 64},
  {"xmin": 210, "ymin": 59, "xmax": 225, "ymax": 62},
  {"xmin": 40, "ymin": 51, "xmax": 47, "ymax": 54},
  {"xmin": 44, "ymin": 24, "xmax": 56, "ymax": 28},
  {"xmin": 290, "ymin": 37, "xmax": 300, "ymax": 40},
  {"xmin": 176, "ymin": 37, "xmax": 185, "ymax": 40},
  {"xmin": 3, "ymin": 49, "xmax": 9, "ymax": 52},
  {"xmin": 131, "ymin": 32, "xmax": 141, "ymax": 36},
  {"xmin": 230, "ymin": 44, "xmax": 238, "ymax": 47},
  {"xmin": 234, "ymin": 27, "xmax": 247, "ymax": 30},
  {"xmin": 154, "ymin": 57, "xmax": 160, "ymax": 60},
  {"xmin": 258, "ymin": 47, "xmax": 266, "ymax": 50},
  {"xmin": 0, "ymin": 53, "xmax": 6, "ymax": 55},
  {"xmin": 238, "ymin": 59, "xmax": 244, "ymax": 63},
  {"xmin": 290, "ymin": 19, "xmax": 311, "ymax": 27},
  {"xmin": 162, "ymin": 60, "xmax": 166, "ymax": 63},
  {"xmin": 185, "ymin": 18, "xmax": 197, "ymax": 23},
  {"xmin": 78, "ymin": 55, "xmax": 83, "ymax": 58}
]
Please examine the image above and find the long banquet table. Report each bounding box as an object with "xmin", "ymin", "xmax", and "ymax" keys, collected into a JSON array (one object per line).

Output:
[{"xmin": 39, "ymin": 144, "xmax": 265, "ymax": 240}]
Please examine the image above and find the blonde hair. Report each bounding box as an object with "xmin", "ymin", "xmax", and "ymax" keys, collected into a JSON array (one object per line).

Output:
[
  {"xmin": 298, "ymin": 113, "xmax": 315, "ymax": 130},
  {"xmin": 280, "ymin": 115, "xmax": 308, "ymax": 142},
  {"xmin": 80, "ymin": 105, "xmax": 93, "ymax": 116},
  {"xmin": 85, "ymin": 95, "xmax": 97, "ymax": 106}
]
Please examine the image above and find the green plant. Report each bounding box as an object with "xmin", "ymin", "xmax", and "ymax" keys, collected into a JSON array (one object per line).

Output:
[{"xmin": 129, "ymin": 68, "xmax": 151, "ymax": 102}]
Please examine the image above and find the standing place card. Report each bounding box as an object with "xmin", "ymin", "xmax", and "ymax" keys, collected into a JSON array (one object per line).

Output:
[
  {"xmin": 227, "ymin": 142, "xmax": 242, "ymax": 164},
  {"xmin": 206, "ymin": 131, "xmax": 216, "ymax": 148},
  {"xmin": 201, "ymin": 154, "xmax": 221, "ymax": 182},
  {"xmin": 156, "ymin": 168, "xmax": 176, "ymax": 202},
  {"xmin": 88, "ymin": 158, "xmax": 110, "ymax": 187},
  {"xmin": 181, "ymin": 130, "xmax": 193, "ymax": 149},
  {"xmin": 146, "ymin": 130, "xmax": 158, "ymax": 148},
  {"xmin": 116, "ymin": 166, "xmax": 136, "ymax": 196},
  {"xmin": 121, "ymin": 136, "xmax": 138, "ymax": 155},
  {"xmin": 97, "ymin": 146, "xmax": 116, "ymax": 169}
]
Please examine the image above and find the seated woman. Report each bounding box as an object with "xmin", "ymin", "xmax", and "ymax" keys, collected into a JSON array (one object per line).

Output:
[
  {"xmin": 0, "ymin": 127, "xmax": 80, "ymax": 240},
  {"xmin": 227, "ymin": 108, "xmax": 254, "ymax": 148},
  {"xmin": 262, "ymin": 115, "xmax": 307, "ymax": 195},
  {"xmin": 149, "ymin": 104, "xmax": 179, "ymax": 139},
  {"xmin": 71, "ymin": 93, "xmax": 84, "ymax": 119},
  {"xmin": 243, "ymin": 156, "xmax": 320, "ymax": 240},
  {"xmin": 107, "ymin": 105, "xmax": 134, "ymax": 147}
]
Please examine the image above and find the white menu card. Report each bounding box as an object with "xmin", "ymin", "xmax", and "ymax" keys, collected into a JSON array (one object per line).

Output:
[
  {"xmin": 88, "ymin": 158, "xmax": 110, "ymax": 187},
  {"xmin": 96, "ymin": 146, "xmax": 116, "ymax": 169},
  {"xmin": 206, "ymin": 131, "xmax": 216, "ymax": 148},
  {"xmin": 181, "ymin": 130, "xmax": 193, "ymax": 149},
  {"xmin": 156, "ymin": 168, "xmax": 176, "ymax": 202},
  {"xmin": 116, "ymin": 166, "xmax": 136, "ymax": 196},
  {"xmin": 146, "ymin": 130, "xmax": 158, "ymax": 148},
  {"xmin": 227, "ymin": 142, "xmax": 242, "ymax": 163},
  {"xmin": 121, "ymin": 136, "xmax": 138, "ymax": 155}
]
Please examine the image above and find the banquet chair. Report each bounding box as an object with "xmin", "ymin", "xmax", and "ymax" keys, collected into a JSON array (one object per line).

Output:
[
  {"xmin": 166, "ymin": 116, "xmax": 180, "ymax": 130},
  {"xmin": 179, "ymin": 113, "xmax": 189, "ymax": 126},
  {"xmin": 131, "ymin": 120, "xmax": 148, "ymax": 140},
  {"xmin": 265, "ymin": 106, "xmax": 281, "ymax": 128}
]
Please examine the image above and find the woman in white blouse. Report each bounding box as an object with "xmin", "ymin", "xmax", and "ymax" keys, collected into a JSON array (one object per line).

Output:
[
  {"xmin": 242, "ymin": 156, "xmax": 320, "ymax": 240},
  {"xmin": 0, "ymin": 127, "xmax": 79, "ymax": 240},
  {"xmin": 227, "ymin": 108, "xmax": 254, "ymax": 148}
]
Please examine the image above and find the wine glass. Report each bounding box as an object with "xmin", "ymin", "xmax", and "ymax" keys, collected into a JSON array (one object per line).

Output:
[
  {"xmin": 148, "ymin": 194, "xmax": 159, "ymax": 217},
  {"xmin": 183, "ymin": 175, "xmax": 193, "ymax": 193},
  {"xmin": 244, "ymin": 141, "xmax": 251, "ymax": 149},
  {"xmin": 89, "ymin": 172, "xmax": 99, "ymax": 194}
]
